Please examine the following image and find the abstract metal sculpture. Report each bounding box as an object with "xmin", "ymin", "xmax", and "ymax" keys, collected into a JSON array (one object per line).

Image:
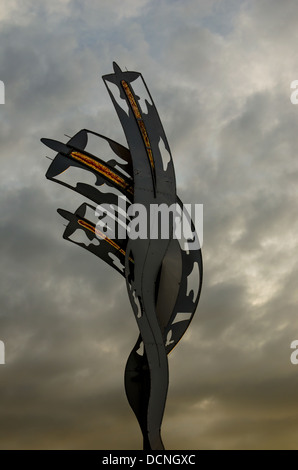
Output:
[{"xmin": 42, "ymin": 63, "xmax": 203, "ymax": 450}]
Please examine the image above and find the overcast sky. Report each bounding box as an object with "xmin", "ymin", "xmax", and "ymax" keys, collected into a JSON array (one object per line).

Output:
[{"xmin": 1, "ymin": 0, "xmax": 298, "ymax": 450}]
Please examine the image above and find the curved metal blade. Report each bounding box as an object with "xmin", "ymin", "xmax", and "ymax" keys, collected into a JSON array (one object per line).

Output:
[
  {"xmin": 67, "ymin": 130, "xmax": 88, "ymax": 150},
  {"xmin": 41, "ymin": 138, "xmax": 69, "ymax": 154},
  {"xmin": 46, "ymin": 153, "xmax": 71, "ymax": 179}
]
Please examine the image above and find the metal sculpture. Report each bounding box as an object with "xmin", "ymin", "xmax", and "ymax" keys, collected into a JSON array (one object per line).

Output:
[{"xmin": 42, "ymin": 63, "xmax": 203, "ymax": 450}]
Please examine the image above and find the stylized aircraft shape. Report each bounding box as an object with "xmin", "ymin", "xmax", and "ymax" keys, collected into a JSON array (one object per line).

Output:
[{"xmin": 42, "ymin": 63, "xmax": 202, "ymax": 450}]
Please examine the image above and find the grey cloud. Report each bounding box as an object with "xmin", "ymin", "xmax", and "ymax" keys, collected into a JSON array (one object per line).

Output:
[{"xmin": 0, "ymin": 0, "xmax": 297, "ymax": 451}]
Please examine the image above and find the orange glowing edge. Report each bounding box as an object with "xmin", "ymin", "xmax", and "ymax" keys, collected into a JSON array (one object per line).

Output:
[
  {"xmin": 121, "ymin": 80, "xmax": 155, "ymax": 171},
  {"xmin": 78, "ymin": 219, "xmax": 134, "ymax": 263},
  {"xmin": 121, "ymin": 80, "xmax": 141, "ymax": 119},
  {"xmin": 70, "ymin": 151, "xmax": 133, "ymax": 195}
]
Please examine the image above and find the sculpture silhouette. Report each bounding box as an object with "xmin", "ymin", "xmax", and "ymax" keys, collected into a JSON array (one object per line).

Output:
[{"xmin": 42, "ymin": 62, "xmax": 203, "ymax": 450}]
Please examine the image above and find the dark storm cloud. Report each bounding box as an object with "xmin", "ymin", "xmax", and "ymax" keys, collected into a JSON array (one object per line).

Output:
[{"xmin": 0, "ymin": 0, "xmax": 298, "ymax": 450}]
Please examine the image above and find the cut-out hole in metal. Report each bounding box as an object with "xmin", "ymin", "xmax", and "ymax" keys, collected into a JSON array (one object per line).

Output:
[
  {"xmin": 186, "ymin": 262, "xmax": 200, "ymax": 301},
  {"xmin": 132, "ymin": 290, "xmax": 142, "ymax": 319},
  {"xmin": 108, "ymin": 252, "xmax": 125, "ymax": 273},
  {"xmin": 172, "ymin": 312, "xmax": 192, "ymax": 325},
  {"xmin": 165, "ymin": 330, "xmax": 175, "ymax": 347},
  {"xmin": 131, "ymin": 76, "xmax": 152, "ymax": 115},
  {"xmin": 136, "ymin": 342, "xmax": 144, "ymax": 356},
  {"xmin": 106, "ymin": 81, "xmax": 129, "ymax": 116},
  {"xmin": 55, "ymin": 165, "xmax": 98, "ymax": 188},
  {"xmin": 158, "ymin": 136, "xmax": 171, "ymax": 172},
  {"xmin": 68, "ymin": 228, "xmax": 99, "ymax": 246}
]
